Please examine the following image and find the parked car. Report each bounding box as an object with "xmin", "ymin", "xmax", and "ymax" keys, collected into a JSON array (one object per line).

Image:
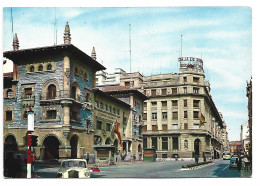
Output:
[
  {"xmin": 222, "ymin": 153, "xmax": 231, "ymax": 160},
  {"xmin": 56, "ymin": 159, "xmax": 91, "ymax": 178},
  {"xmin": 229, "ymin": 157, "xmax": 238, "ymax": 169}
]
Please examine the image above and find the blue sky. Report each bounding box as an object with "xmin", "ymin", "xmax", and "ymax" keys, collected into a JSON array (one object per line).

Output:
[{"xmin": 3, "ymin": 7, "xmax": 252, "ymax": 141}]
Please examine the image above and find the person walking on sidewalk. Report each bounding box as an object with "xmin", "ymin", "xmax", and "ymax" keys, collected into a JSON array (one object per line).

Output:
[
  {"xmin": 133, "ymin": 154, "xmax": 136, "ymax": 163},
  {"xmin": 244, "ymin": 155, "xmax": 250, "ymax": 172}
]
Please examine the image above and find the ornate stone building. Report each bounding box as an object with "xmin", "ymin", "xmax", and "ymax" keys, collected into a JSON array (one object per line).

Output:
[
  {"xmin": 3, "ymin": 22, "xmax": 106, "ymax": 159},
  {"xmin": 246, "ymin": 78, "xmax": 252, "ymax": 161}
]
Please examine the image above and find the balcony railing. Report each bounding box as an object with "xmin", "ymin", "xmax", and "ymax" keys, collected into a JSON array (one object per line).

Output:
[{"xmin": 40, "ymin": 90, "xmax": 82, "ymax": 102}]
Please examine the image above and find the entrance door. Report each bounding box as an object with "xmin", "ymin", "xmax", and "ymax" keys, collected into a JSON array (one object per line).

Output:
[
  {"xmin": 43, "ymin": 136, "xmax": 60, "ymax": 159},
  {"xmin": 194, "ymin": 139, "xmax": 201, "ymax": 157}
]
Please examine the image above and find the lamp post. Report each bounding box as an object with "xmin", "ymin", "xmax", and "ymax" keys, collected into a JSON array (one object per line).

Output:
[{"xmin": 27, "ymin": 107, "xmax": 34, "ymax": 178}]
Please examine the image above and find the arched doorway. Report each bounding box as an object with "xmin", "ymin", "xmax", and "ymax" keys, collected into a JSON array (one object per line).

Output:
[
  {"xmin": 43, "ymin": 136, "xmax": 60, "ymax": 159},
  {"xmin": 4, "ymin": 135, "xmax": 18, "ymax": 153},
  {"xmin": 47, "ymin": 84, "xmax": 56, "ymax": 99},
  {"xmin": 70, "ymin": 135, "xmax": 79, "ymax": 158},
  {"xmin": 194, "ymin": 138, "xmax": 201, "ymax": 157}
]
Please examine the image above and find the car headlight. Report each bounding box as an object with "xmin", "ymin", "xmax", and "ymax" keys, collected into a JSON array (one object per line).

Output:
[
  {"xmin": 85, "ymin": 171, "xmax": 90, "ymax": 178},
  {"xmin": 56, "ymin": 172, "xmax": 63, "ymax": 178}
]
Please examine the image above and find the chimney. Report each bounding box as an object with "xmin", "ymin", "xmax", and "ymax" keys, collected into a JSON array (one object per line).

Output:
[
  {"xmin": 13, "ymin": 33, "xmax": 19, "ymax": 51},
  {"xmin": 64, "ymin": 22, "xmax": 71, "ymax": 44},
  {"xmin": 91, "ymin": 47, "xmax": 96, "ymax": 60}
]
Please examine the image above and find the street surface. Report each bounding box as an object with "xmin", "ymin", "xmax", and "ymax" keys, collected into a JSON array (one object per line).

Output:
[{"xmin": 34, "ymin": 159, "xmax": 251, "ymax": 178}]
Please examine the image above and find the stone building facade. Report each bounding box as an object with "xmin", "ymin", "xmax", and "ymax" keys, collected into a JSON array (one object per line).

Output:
[
  {"xmin": 246, "ymin": 78, "xmax": 252, "ymax": 161},
  {"xmin": 3, "ymin": 22, "xmax": 106, "ymax": 160},
  {"xmin": 92, "ymin": 88, "xmax": 131, "ymax": 163},
  {"xmin": 96, "ymin": 57, "xmax": 225, "ymax": 159}
]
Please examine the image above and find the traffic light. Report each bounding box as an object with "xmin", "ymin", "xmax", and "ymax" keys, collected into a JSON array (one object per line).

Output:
[
  {"xmin": 27, "ymin": 135, "xmax": 32, "ymax": 146},
  {"xmin": 31, "ymin": 135, "xmax": 38, "ymax": 147}
]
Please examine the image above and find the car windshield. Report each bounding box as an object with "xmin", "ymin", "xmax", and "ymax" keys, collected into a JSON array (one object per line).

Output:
[{"xmin": 62, "ymin": 160, "xmax": 86, "ymax": 168}]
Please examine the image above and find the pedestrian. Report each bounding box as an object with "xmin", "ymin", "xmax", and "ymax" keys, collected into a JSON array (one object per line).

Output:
[
  {"xmin": 133, "ymin": 154, "xmax": 136, "ymax": 163},
  {"xmin": 237, "ymin": 156, "xmax": 242, "ymax": 171},
  {"xmin": 4, "ymin": 152, "xmax": 20, "ymax": 178},
  {"xmin": 244, "ymin": 155, "xmax": 250, "ymax": 172}
]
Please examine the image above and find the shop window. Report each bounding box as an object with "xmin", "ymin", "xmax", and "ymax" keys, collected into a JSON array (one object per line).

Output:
[
  {"xmin": 152, "ymin": 137, "xmax": 157, "ymax": 150},
  {"xmin": 162, "ymin": 137, "xmax": 168, "ymax": 151},
  {"xmin": 47, "ymin": 110, "xmax": 57, "ymax": 120},
  {"xmin": 6, "ymin": 111, "xmax": 12, "ymax": 121},
  {"xmin": 172, "ymin": 137, "xmax": 179, "ymax": 150},
  {"xmin": 162, "ymin": 154, "xmax": 168, "ymax": 158}
]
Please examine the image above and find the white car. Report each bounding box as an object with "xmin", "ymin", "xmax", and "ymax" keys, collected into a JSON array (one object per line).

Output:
[{"xmin": 56, "ymin": 159, "xmax": 91, "ymax": 178}]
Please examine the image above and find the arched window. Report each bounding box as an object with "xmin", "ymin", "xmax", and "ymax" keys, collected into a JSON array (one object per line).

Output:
[
  {"xmin": 30, "ymin": 65, "xmax": 34, "ymax": 72},
  {"xmin": 71, "ymin": 86, "xmax": 77, "ymax": 100},
  {"xmin": 75, "ymin": 67, "xmax": 78, "ymax": 75},
  {"xmin": 7, "ymin": 89, "xmax": 13, "ymax": 98},
  {"xmin": 47, "ymin": 64, "xmax": 52, "ymax": 70},
  {"xmin": 38, "ymin": 64, "xmax": 43, "ymax": 71},
  {"xmin": 47, "ymin": 84, "xmax": 56, "ymax": 99}
]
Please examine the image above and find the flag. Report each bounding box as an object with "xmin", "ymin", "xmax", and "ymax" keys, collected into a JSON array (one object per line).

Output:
[
  {"xmin": 114, "ymin": 120, "xmax": 123, "ymax": 147},
  {"xmin": 200, "ymin": 113, "xmax": 205, "ymax": 125}
]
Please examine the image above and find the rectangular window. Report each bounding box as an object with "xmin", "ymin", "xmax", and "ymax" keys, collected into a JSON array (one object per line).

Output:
[
  {"xmin": 193, "ymin": 111, "xmax": 199, "ymax": 119},
  {"xmin": 193, "ymin": 87, "xmax": 200, "ymax": 94},
  {"xmin": 184, "ymin": 111, "xmax": 188, "ymax": 119},
  {"xmin": 193, "ymin": 124, "xmax": 200, "ymax": 129},
  {"xmin": 172, "ymin": 100, "xmax": 178, "ymax": 107},
  {"xmin": 162, "ymin": 101, "xmax": 167, "ymax": 107},
  {"xmin": 152, "ymin": 137, "xmax": 158, "ymax": 150},
  {"xmin": 172, "ymin": 137, "xmax": 179, "ymax": 150},
  {"xmin": 143, "ymin": 137, "xmax": 147, "ymax": 149},
  {"xmin": 161, "ymin": 89, "xmax": 167, "ymax": 95},
  {"xmin": 6, "ymin": 111, "xmax": 12, "ymax": 121},
  {"xmin": 125, "ymin": 81, "xmax": 130, "ymax": 87},
  {"xmin": 143, "ymin": 125, "xmax": 147, "ymax": 132},
  {"xmin": 183, "ymin": 77, "xmax": 187, "ymax": 82},
  {"xmin": 152, "ymin": 113, "xmax": 157, "ymax": 120},
  {"xmin": 172, "ymin": 88, "xmax": 177, "ymax": 94},
  {"xmin": 183, "ymin": 87, "xmax": 187, "ymax": 93},
  {"xmin": 113, "ymin": 108, "xmax": 116, "ymax": 114},
  {"xmin": 152, "ymin": 125, "xmax": 158, "ymax": 131},
  {"xmin": 104, "ymin": 105, "xmax": 107, "ymax": 111},
  {"xmin": 184, "ymin": 100, "xmax": 187, "ymax": 107},
  {"xmin": 47, "ymin": 110, "xmax": 57, "ymax": 119},
  {"xmin": 100, "ymin": 102, "xmax": 103, "ymax": 109},
  {"xmin": 162, "ymin": 137, "xmax": 168, "ymax": 151},
  {"xmin": 184, "ymin": 123, "xmax": 188, "ymax": 130},
  {"xmin": 95, "ymin": 101, "xmax": 99, "ymax": 108},
  {"xmin": 106, "ymin": 123, "xmax": 111, "ymax": 131},
  {"xmin": 117, "ymin": 109, "xmax": 120, "ymax": 115},
  {"xmin": 193, "ymin": 100, "xmax": 200, "ymax": 107},
  {"xmin": 162, "ymin": 112, "xmax": 167, "ymax": 120},
  {"xmin": 25, "ymin": 88, "xmax": 33, "ymax": 99},
  {"xmin": 152, "ymin": 102, "xmax": 157, "ymax": 107},
  {"xmin": 143, "ymin": 113, "xmax": 147, "ymax": 120},
  {"xmin": 162, "ymin": 124, "xmax": 168, "ymax": 131},
  {"xmin": 151, "ymin": 89, "xmax": 156, "ymax": 96},
  {"xmin": 193, "ymin": 77, "xmax": 200, "ymax": 83},
  {"xmin": 97, "ymin": 121, "xmax": 102, "ymax": 130},
  {"xmin": 172, "ymin": 112, "xmax": 178, "ymax": 120},
  {"xmin": 109, "ymin": 106, "xmax": 112, "ymax": 112},
  {"xmin": 144, "ymin": 102, "xmax": 147, "ymax": 107},
  {"xmin": 172, "ymin": 124, "xmax": 178, "ymax": 130},
  {"xmin": 162, "ymin": 154, "xmax": 168, "ymax": 158},
  {"xmin": 144, "ymin": 90, "xmax": 146, "ymax": 95}
]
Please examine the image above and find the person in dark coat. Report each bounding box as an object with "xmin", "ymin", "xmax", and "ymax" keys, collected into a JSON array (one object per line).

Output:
[
  {"xmin": 4, "ymin": 152, "xmax": 20, "ymax": 178},
  {"xmin": 237, "ymin": 156, "xmax": 242, "ymax": 171}
]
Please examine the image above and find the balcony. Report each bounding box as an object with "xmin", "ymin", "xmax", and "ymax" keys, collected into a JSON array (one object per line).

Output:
[{"xmin": 40, "ymin": 90, "xmax": 82, "ymax": 102}]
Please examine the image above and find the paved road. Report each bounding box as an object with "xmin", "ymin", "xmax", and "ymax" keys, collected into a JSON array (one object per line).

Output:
[{"xmin": 34, "ymin": 159, "xmax": 251, "ymax": 178}]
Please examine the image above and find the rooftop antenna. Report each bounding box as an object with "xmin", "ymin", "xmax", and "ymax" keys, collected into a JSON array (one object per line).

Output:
[
  {"xmin": 129, "ymin": 24, "xmax": 132, "ymax": 73},
  {"xmin": 10, "ymin": 8, "xmax": 14, "ymax": 38},
  {"xmin": 181, "ymin": 35, "xmax": 183, "ymax": 57}
]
